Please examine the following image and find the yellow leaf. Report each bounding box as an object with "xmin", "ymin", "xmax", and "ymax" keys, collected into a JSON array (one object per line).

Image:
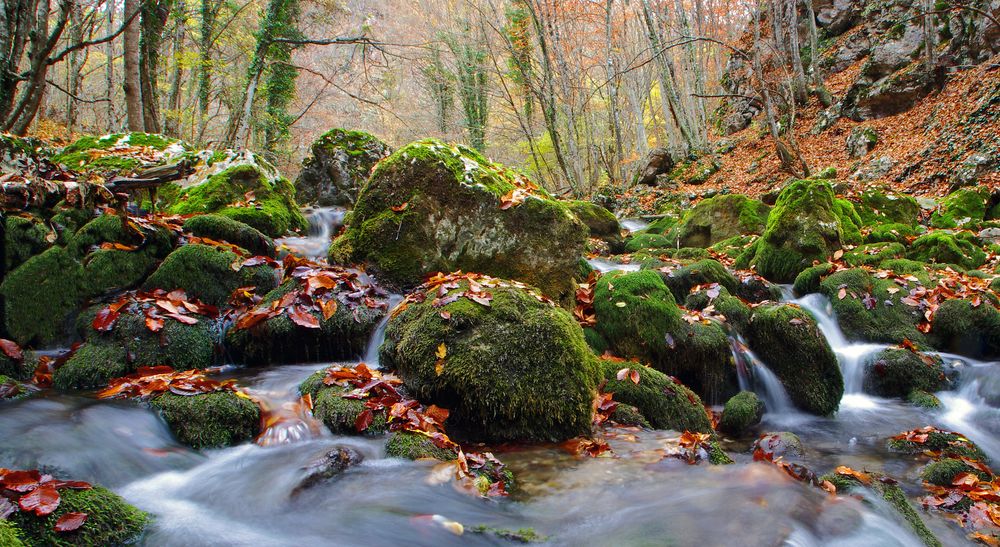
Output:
[{"xmin": 436, "ymin": 343, "xmax": 447, "ymax": 359}]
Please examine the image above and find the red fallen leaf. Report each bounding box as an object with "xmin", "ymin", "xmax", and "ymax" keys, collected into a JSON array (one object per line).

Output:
[
  {"xmin": 355, "ymin": 408, "xmax": 374, "ymax": 432},
  {"xmin": 156, "ymin": 299, "xmax": 180, "ymax": 314},
  {"xmin": 862, "ymin": 293, "xmax": 877, "ymax": 310},
  {"xmin": 953, "ymin": 472, "xmax": 980, "ymax": 488},
  {"xmin": 92, "ymin": 307, "xmax": 121, "ymax": 332},
  {"xmin": 145, "ymin": 315, "xmax": 164, "ymax": 332},
  {"xmin": 837, "ymin": 287, "xmax": 847, "ymax": 300},
  {"xmin": 390, "ymin": 202, "xmax": 409, "ymax": 212},
  {"xmin": 165, "ymin": 313, "xmax": 199, "ymax": 325},
  {"xmin": 54, "ymin": 511, "xmax": 88, "ymax": 533},
  {"xmin": 0, "ymin": 338, "xmax": 23, "ymax": 360},
  {"xmin": 835, "ymin": 465, "xmax": 872, "ymax": 485},
  {"xmin": 1, "ymin": 469, "xmax": 41, "ymax": 492},
  {"xmin": 424, "ymin": 405, "xmax": 450, "ymax": 425},
  {"xmin": 900, "ymin": 296, "xmax": 921, "ymax": 307},
  {"xmin": 439, "ymin": 310, "xmax": 451, "ymax": 320},
  {"xmin": 100, "ymin": 242, "xmax": 139, "ymax": 251},
  {"xmin": 319, "ymin": 299, "xmax": 338, "ymax": 320},
  {"xmin": 288, "ymin": 307, "xmax": 320, "ymax": 329},
  {"xmin": 19, "ymin": 484, "xmax": 60, "ymax": 516}
]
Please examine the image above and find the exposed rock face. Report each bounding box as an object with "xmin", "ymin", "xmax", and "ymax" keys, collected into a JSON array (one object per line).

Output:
[
  {"xmin": 294, "ymin": 128, "xmax": 391, "ymax": 207},
  {"xmin": 328, "ymin": 139, "xmax": 587, "ymax": 302},
  {"xmin": 636, "ymin": 148, "xmax": 675, "ymax": 186}
]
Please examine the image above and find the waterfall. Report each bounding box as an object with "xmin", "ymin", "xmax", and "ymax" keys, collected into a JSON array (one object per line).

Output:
[
  {"xmin": 731, "ymin": 337, "xmax": 794, "ymax": 414},
  {"xmin": 620, "ymin": 218, "xmax": 649, "ymax": 233},
  {"xmin": 276, "ymin": 206, "xmax": 347, "ymax": 259},
  {"xmin": 363, "ymin": 294, "xmax": 403, "ymax": 367},
  {"xmin": 587, "ymin": 258, "xmax": 641, "ymax": 274}
]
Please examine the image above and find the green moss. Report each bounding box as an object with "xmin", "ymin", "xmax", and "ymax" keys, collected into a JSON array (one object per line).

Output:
[
  {"xmin": 666, "ymin": 195, "xmax": 770, "ymax": 248},
  {"xmin": 665, "ymin": 156, "xmax": 720, "ymax": 185},
  {"xmin": 53, "ymin": 343, "xmax": 129, "ymax": 390},
  {"xmin": 624, "ymin": 233, "xmax": 674, "ymax": 252},
  {"xmin": 592, "ymin": 270, "xmax": 736, "ymax": 402},
  {"xmin": 888, "ymin": 431, "xmax": 987, "ymax": 461},
  {"xmin": 598, "ymin": 359, "xmax": 712, "ymax": 433},
  {"xmin": 0, "ymin": 520, "xmax": 24, "ymax": 546},
  {"xmin": 908, "ymin": 232, "xmax": 986, "ymax": 270},
  {"xmin": 81, "ymin": 248, "xmax": 161, "ymax": 296},
  {"xmin": 930, "ymin": 187, "xmax": 990, "ymax": 229},
  {"xmin": 609, "ymin": 404, "xmax": 651, "ymax": 427},
  {"xmin": 744, "ymin": 304, "xmax": 843, "ymax": 415},
  {"xmin": 310, "ymin": 383, "xmax": 388, "ymax": 435},
  {"xmin": 855, "ymin": 190, "xmax": 920, "ymax": 226},
  {"xmin": 907, "ymin": 389, "xmax": 941, "ymax": 408},
  {"xmin": 921, "ymin": 458, "xmax": 988, "ymax": 486},
  {"xmin": 865, "ymin": 222, "xmax": 923, "ymax": 244},
  {"xmin": 751, "ymin": 179, "xmax": 845, "ymax": 283},
  {"xmin": 843, "ymin": 242, "xmax": 905, "ymax": 267},
  {"xmin": 793, "ymin": 262, "xmax": 836, "ymax": 296},
  {"xmin": 863, "ymin": 349, "xmax": 947, "ymax": 398},
  {"xmin": 143, "ymin": 243, "xmax": 277, "ymax": 307},
  {"xmin": 566, "ymin": 200, "xmax": 621, "ymax": 239},
  {"xmin": 183, "ymin": 214, "xmax": 275, "ymax": 257},
  {"xmin": 332, "ymin": 139, "xmax": 585, "ymax": 301},
  {"xmin": 708, "ymin": 441, "xmax": 734, "ymax": 465},
  {"xmin": 381, "ymin": 279, "xmax": 600, "ymax": 443},
  {"xmin": 819, "ymin": 472, "xmax": 941, "ymax": 547},
  {"xmin": 0, "ymin": 353, "xmax": 32, "ymax": 381},
  {"xmin": 659, "ymin": 259, "xmax": 739, "ymax": 302},
  {"xmin": 52, "ymin": 132, "xmax": 175, "ymax": 173},
  {"xmin": 169, "ymin": 164, "xmax": 307, "ymax": 237},
  {"xmin": 469, "ymin": 525, "xmax": 546, "ymax": 543},
  {"xmin": 0, "ymin": 247, "xmax": 85, "ymax": 346},
  {"xmin": 4, "ymin": 214, "xmax": 53, "ymax": 271},
  {"xmin": 11, "ymin": 485, "xmax": 148, "ymax": 547},
  {"xmin": 719, "ymin": 391, "xmax": 764, "ymax": 435},
  {"xmin": 929, "ymin": 298, "xmax": 1000, "ymax": 359},
  {"xmin": 385, "ymin": 431, "xmax": 454, "ymax": 460},
  {"xmin": 833, "ymin": 198, "xmax": 864, "ymax": 245},
  {"xmin": 643, "ymin": 214, "xmax": 682, "ymax": 235},
  {"xmin": 68, "ymin": 212, "xmax": 173, "ymax": 259},
  {"xmin": 152, "ymin": 391, "xmax": 260, "ymax": 449},
  {"xmin": 819, "ymin": 269, "xmax": 927, "ymax": 345}
]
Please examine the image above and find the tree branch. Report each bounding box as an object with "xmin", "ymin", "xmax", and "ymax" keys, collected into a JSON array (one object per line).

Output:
[
  {"xmin": 46, "ymin": 4, "xmax": 142, "ymax": 67},
  {"xmin": 46, "ymin": 79, "xmax": 110, "ymax": 103}
]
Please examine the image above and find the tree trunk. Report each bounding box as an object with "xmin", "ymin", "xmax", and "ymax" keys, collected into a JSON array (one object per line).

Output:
[
  {"xmin": 164, "ymin": 0, "xmax": 185, "ymax": 137},
  {"xmin": 106, "ymin": 0, "xmax": 118, "ymax": 128},
  {"xmin": 123, "ymin": 0, "xmax": 144, "ymax": 131},
  {"xmin": 639, "ymin": 0, "xmax": 693, "ymax": 156},
  {"xmin": 604, "ymin": 0, "xmax": 624, "ymax": 184},
  {"xmin": 139, "ymin": 0, "xmax": 169, "ymax": 133}
]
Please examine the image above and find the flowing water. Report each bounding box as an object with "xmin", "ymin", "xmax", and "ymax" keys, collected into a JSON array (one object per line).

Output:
[
  {"xmin": 1, "ymin": 215, "xmax": 997, "ymax": 545},
  {"xmin": 276, "ymin": 206, "xmax": 347, "ymax": 259}
]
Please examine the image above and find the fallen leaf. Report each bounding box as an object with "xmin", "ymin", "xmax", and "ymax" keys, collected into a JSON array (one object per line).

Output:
[
  {"xmin": 54, "ymin": 512, "xmax": 88, "ymax": 533},
  {"xmin": 0, "ymin": 339, "xmax": 23, "ymax": 360},
  {"xmin": 391, "ymin": 202, "xmax": 409, "ymax": 212},
  {"xmin": 19, "ymin": 485, "xmax": 60, "ymax": 516}
]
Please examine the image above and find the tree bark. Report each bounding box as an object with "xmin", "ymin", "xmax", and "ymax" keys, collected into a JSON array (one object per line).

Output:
[
  {"xmin": 164, "ymin": 0, "xmax": 185, "ymax": 137},
  {"xmin": 139, "ymin": 0, "xmax": 170, "ymax": 133},
  {"xmin": 123, "ymin": 0, "xmax": 144, "ymax": 131}
]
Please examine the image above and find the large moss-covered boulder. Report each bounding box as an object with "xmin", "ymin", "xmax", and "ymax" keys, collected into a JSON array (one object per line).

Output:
[
  {"xmin": 143, "ymin": 244, "xmax": 278, "ymax": 307},
  {"xmin": 598, "ymin": 359, "xmax": 712, "ymax": 433},
  {"xmin": 816, "ymin": 268, "xmax": 926, "ymax": 345},
  {"xmin": 930, "ymin": 187, "xmax": 990, "ymax": 229},
  {"xmin": 380, "ymin": 275, "xmax": 600, "ymax": 442},
  {"xmin": 0, "ymin": 247, "xmax": 85, "ymax": 346},
  {"xmin": 298, "ymin": 370, "xmax": 389, "ymax": 436},
  {"xmin": 749, "ymin": 179, "xmax": 847, "ymax": 283},
  {"xmin": 52, "ymin": 132, "xmax": 178, "ymax": 173},
  {"xmin": 719, "ymin": 391, "xmax": 765, "ymax": 436},
  {"xmin": 659, "ymin": 259, "xmax": 739, "ymax": 302},
  {"xmin": 226, "ymin": 278, "xmax": 386, "ymax": 365},
  {"xmin": 863, "ymin": 348, "xmax": 948, "ymax": 398},
  {"xmin": 855, "ymin": 189, "xmax": 920, "ymax": 226},
  {"xmin": 328, "ymin": 139, "xmax": 587, "ymax": 302},
  {"xmin": 4, "ymin": 214, "xmax": 53, "ymax": 272},
  {"xmin": 929, "ymin": 298, "xmax": 1000, "ymax": 360},
  {"xmin": 591, "ymin": 270, "xmax": 737, "ymax": 403},
  {"xmin": 54, "ymin": 307, "xmax": 214, "ymax": 390},
  {"xmin": 152, "ymin": 391, "xmax": 260, "ymax": 449},
  {"xmin": 667, "ymin": 194, "xmax": 770, "ymax": 248},
  {"xmin": 566, "ymin": 200, "xmax": 623, "ymax": 252},
  {"xmin": 183, "ymin": 214, "xmax": 275, "ymax": 257},
  {"xmin": 294, "ymin": 128, "xmax": 391, "ymax": 207},
  {"xmin": 907, "ymin": 232, "xmax": 986, "ymax": 270},
  {"xmin": 10, "ymin": 485, "xmax": 148, "ymax": 546},
  {"xmin": 168, "ymin": 163, "xmax": 307, "ymax": 237},
  {"xmin": 744, "ymin": 304, "xmax": 843, "ymax": 415}
]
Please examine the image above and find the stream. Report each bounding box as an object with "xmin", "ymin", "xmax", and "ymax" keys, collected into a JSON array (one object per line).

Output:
[{"xmin": 0, "ymin": 216, "xmax": 996, "ymax": 546}]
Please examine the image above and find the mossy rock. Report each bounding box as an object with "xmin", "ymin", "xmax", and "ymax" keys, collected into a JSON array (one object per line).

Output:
[
  {"xmin": 842, "ymin": 242, "xmax": 905, "ymax": 267},
  {"xmin": 719, "ymin": 391, "xmax": 765, "ymax": 436},
  {"xmin": 385, "ymin": 431, "xmax": 454, "ymax": 461},
  {"xmin": 598, "ymin": 359, "xmax": 712, "ymax": 433},
  {"xmin": 907, "ymin": 389, "xmax": 941, "ymax": 408},
  {"xmin": 0, "ymin": 247, "xmax": 85, "ymax": 346},
  {"xmin": 833, "ymin": 198, "xmax": 864, "ymax": 245},
  {"xmin": 792, "ymin": 262, "xmax": 836, "ymax": 296},
  {"xmin": 225, "ymin": 279, "xmax": 384, "ymax": 365},
  {"xmin": 152, "ymin": 391, "xmax": 260, "ymax": 449},
  {"xmin": 818, "ymin": 268, "xmax": 927, "ymax": 345},
  {"xmin": 0, "ymin": 352, "xmax": 32, "ymax": 382},
  {"xmin": 295, "ymin": 128, "xmax": 391, "ymax": 207},
  {"xmin": 169, "ymin": 163, "xmax": 307, "ymax": 237},
  {"xmin": 863, "ymin": 348, "xmax": 948, "ymax": 398},
  {"xmin": 55, "ymin": 310, "xmax": 214, "ymax": 389},
  {"xmin": 624, "ymin": 232, "xmax": 676, "ymax": 252},
  {"xmin": 566, "ymin": 200, "xmax": 623, "ymax": 252},
  {"xmin": 744, "ymin": 304, "xmax": 843, "ymax": 415},
  {"xmin": 666, "ymin": 194, "xmax": 770, "ymax": 248},
  {"xmin": 52, "ymin": 132, "xmax": 176, "ymax": 173},
  {"xmin": 298, "ymin": 372, "xmax": 388, "ymax": 436},
  {"xmin": 708, "ymin": 234, "xmax": 759, "ymax": 259},
  {"xmin": 666, "ymin": 155, "xmax": 720, "ymax": 185},
  {"xmin": 855, "ymin": 189, "xmax": 920, "ymax": 226},
  {"xmin": 68, "ymin": 212, "xmax": 172, "ymax": 259},
  {"xmin": 329, "ymin": 139, "xmax": 587, "ymax": 302},
  {"xmin": 591, "ymin": 270, "xmax": 737, "ymax": 403},
  {"xmin": 887, "ymin": 431, "xmax": 988, "ymax": 461},
  {"xmin": 48, "ymin": 203, "xmax": 96, "ymax": 243},
  {"xmin": 143, "ymin": 243, "xmax": 278, "ymax": 307},
  {"xmin": 642, "ymin": 213, "xmax": 682, "ymax": 235},
  {"xmin": 864, "ymin": 222, "xmax": 923, "ymax": 244},
  {"xmin": 609, "ymin": 404, "xmax": 651, "ymax": 428},
  {"xmin": 907, "ymin": 231, "xmax": 986, "ymax": 270},
  {"xmin": 380, "ymin": 278, "xmax": 600, "ymax": 443},
  {"xmin": 659, "ymin": 259, "xmax": 739, "ymax": 303},
  {"xmin": 183, "ymin": 214, "xmax": 275, "ymax": 257},
  {"xmin": 750, "ymin": 179, "xmax": 846, "ymax": 283},
  {"xmin": 4, "ymin": 214, "xmax": 54, "ymax": 272},
  {"xmin": 920, "ymin": 458, "xmax": 985, "ymax": 486},
  {"xmin": 10, "ymin": 485, "xmax": 148, "ymax": 547},
  {"xmin": 929, "ymin": 298, "xmax": 1000, "ymax": 359},
  {"xmin": 930, "ymin": 187, "xmax": 990, "ymax": 229},
  {"xmin": 820, "ymin": 472, "xmax": 940, "ymax": 547}
]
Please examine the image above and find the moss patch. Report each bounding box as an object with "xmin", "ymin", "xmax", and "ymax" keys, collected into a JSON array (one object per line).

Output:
[
  {"xmin": 666, "ymin": 194, "xmax": 770, "ymax": 248},
  {"xmin": 152, "ymin": 391, "xmax": 260, "ymax": 449},
  {"xmin": 929, "ymin": 298, "xmax": 1000, "ymax": 359},
  {"xmin": 820, "ymin": 472, "xmax": 940, "ymax": 547},
  {"xmin": 818, "ymin": 269, "xmax": 926, "ymax": 345},
  {"xmin": 930, "ymin": 187, "xmax": 989, "ymax": 229},
  {"xmin": 863, "ymin": 348, "xmax": 948, "ymax": 398},
  {"xmin": 0, "ymin": 247, "xmax": 85, "ymax": 346},
  {"xmin": 183, "ymin": 214, "xmax": 275, "ymax": 257},
  {"xmin": 143, "ymin": 243, "xmax": 277, "ymax": 307},
  {"xmin": 719, "ymin": 391, "xmax": 765, "ymax": 436},
  {"xmin": 385, "ymin": 431, "xmax": 454, "ymax": 460},
  {"xmin": 10, "ymin": 485, "xmax": 148, "ymax": 547},
  {"xmin": 908, "ymin": 232, "xmax": 986, "ymax": 270},
  {"xmin": 598, "ymin": 359, "xmax": 712, "ymax": 433}
]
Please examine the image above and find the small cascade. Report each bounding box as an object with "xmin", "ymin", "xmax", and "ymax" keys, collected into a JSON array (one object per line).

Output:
[
  {"xmin": 938, "ymin": 377, "xmax": 1000, "ymax": 463},
  {"xmin": 276, "ymin": 206, "xmax": 346, "ymax": 259},
  {"xmin": 620, "ymin": 218, "xmax": 649, "ymax": 233},
  {"xmin": 792, "ymin": 292, "xmax": 889, "ymax": 406},
  {"xmin": 364, "ymin": 294, "xmax": 404, "ymax": 367},
  {"xmin": 244, "ymin": 365, "xmax": 328, "ymax": 447},
  {"xmin": 587, "ymin": 257, "xmax": 641, "ymax": 274},
  {"xmin": 731, "ymin": 337, "xmax": 794, "ymax": 413}
]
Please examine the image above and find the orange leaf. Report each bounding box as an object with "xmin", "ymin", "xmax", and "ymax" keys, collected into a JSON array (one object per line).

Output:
[{"xmin": 54, "ymin": 512, "xmax": 88, "ymax": 533}]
